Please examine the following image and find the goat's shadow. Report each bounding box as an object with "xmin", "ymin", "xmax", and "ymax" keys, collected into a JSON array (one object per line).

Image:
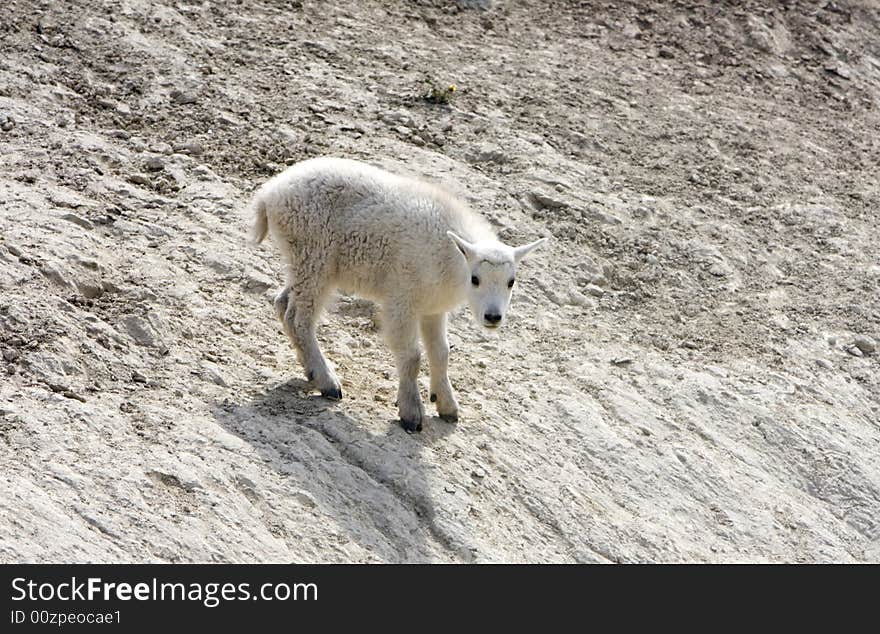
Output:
[{"xmin": 210, "ymin": 377, "xmax": 464, "ymax": 563}]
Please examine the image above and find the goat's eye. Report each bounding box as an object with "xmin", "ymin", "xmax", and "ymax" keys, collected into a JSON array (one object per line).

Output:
[
  {"xmin": 508, "ymin": 279, "xmax": 515, "ymax": 289},
  {"xmin": 471, "ymin": 275, "xmax": 480, "ymax": 287}
]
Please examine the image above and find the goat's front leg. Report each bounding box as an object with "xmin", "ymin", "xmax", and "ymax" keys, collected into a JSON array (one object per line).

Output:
[
  {"xmin": 420, "ymin": 313, "xmax": 458, "ymax": 422},
  {"xmin": 385, "ymin": 306, "xmax": 424, "ymax": 432}
]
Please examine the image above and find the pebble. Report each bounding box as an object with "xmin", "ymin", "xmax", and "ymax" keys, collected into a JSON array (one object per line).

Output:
[
  {"xmin": 60, "ymin": 213, "xmax": 94, "ymax": 230},
  {"xmin": 144, "ymin": 142, "xmax": 171, "ymax": 156},
  {"xmin": 201, "ymin": 361, "xmax": 227, "ymax": 387},
  {"xmin": 293, "ymin": 490, "xmax": 317, "ymax": 508},
  {"xmin": 845, "ymin": 345, "xmax": 863, "ymax": 358},
  {"xmin": 128, "ymin": 173, "xmax": 152, "ymax": 187},
  {"xmin": 173, "ymin": 142, "xmax": 204, "ymax": 156},
  {"xmin": 815, "ymin": 359, "xmax": 833, "ymax": 370},
  {"xmin": 471, "ymin": 467, "xmax": 487, "ymax": 479},
  {"xmin": 144, "ymin": 156, "xmax": 164, "ymax": 172},
  {"xmin": 467, "ymin": 143, "xmax": 508, "ymax": 164},
  {"xmin": 170, "ymin": 90, "xmax": 198, "ymax": 105},
  {"xmin": 40, "ymin": 265, "xmax": 73, "ymax": 290},
  {"xmin": 584, "ymin": 284, "xmax": 605, "ymax": 297},
  {"xmin": 123, "ymin": 315, "xmax": 159, "ymax": 348},
  {"xmin": 192, "ymin": 164, "xmax": 217, "ymax": 179},
  {"xmin": 378, "ymin": 110, "xmax": 414, "ymax": 127},
  {"xmin": 528, "ymin": 191, "xmax": 568, "ymax": 210},
  {"xmin": 611, "ymin": 357, "xmax": 633, "ymax": 366},
  {"xmin": 76, "ymin": 279, "xmax": 104, "ymax": 299},
  {"xmin": 131, "ymin": 371, "xmax": 148, "ymax": 384},
  {"xmin": 568, "ymin": 290, "xmax": 594, "ymax": 308},
  {"xmin": 709, "ymin": 263, "xmax": 731, "ymax": 277},
  {"xmin": 853, "ymin": 335, "xmax": 876, "ymax": 355}
]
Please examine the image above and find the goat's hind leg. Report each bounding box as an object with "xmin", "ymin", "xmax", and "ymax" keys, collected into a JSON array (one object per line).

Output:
[
  {"xmin": 274, "ymin": 286, "xmax": 294, "ymax": 335},
  {"xmin": 290, "ymin": 279, "xmax": 342, "ymax": 400},
  {"xmin": 274, "ymin": 285, "xmax": 304, "ymax": 365},
  {"xmin": 274, "ymin": 280, "xmax": 342, "ymax": 399}
]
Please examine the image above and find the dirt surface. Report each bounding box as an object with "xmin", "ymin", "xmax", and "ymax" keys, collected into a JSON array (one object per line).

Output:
[{"xmin": 1, "ymin": 0, "xmax": 879, "ymax": 562}]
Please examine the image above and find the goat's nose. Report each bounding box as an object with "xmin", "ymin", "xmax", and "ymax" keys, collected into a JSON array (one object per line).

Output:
[{"xmin": 485, "ymin": 312, "xmax": 502, "ymax": 324}]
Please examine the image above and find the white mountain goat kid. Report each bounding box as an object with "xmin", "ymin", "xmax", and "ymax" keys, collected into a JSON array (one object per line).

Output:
[{"xmin": 251, "ymin": 157, "xmax": 545, "ymax": 432}]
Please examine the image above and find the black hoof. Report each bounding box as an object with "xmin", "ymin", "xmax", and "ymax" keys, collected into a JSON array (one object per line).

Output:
[
  {"xmin": 321, "ymin": 387, "xmax": 343, "ymax": 400},
  {"xmin": 430, "ymin": 393, "xmax": 437, "ymax": 403},
  {"xmin": 401, "ymin": 418, "xmax": 423, "ymax": 433},
  {"xmin": 440, "ymin": 413, "xmax": 459, "ymax": 423}
]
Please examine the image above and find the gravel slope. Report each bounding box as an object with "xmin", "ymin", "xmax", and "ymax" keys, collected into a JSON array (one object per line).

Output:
[{"xmin": 1, "ymin": 0, "xmax": 878, "ymax": 562}]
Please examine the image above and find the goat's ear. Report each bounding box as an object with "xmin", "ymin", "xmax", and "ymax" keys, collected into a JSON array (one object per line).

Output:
[
  {"xmin": 447, "ymin": 231, "xmax": 476, "ymax": 260},
  {"xmin": 513, "ymin": 237, "xmax": 547, "ymax": 262}
]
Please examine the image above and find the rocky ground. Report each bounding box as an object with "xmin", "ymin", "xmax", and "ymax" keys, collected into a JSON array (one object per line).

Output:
[{"xmin": 1, "ymin": 0, "xmax": 878, "ymax": 562}]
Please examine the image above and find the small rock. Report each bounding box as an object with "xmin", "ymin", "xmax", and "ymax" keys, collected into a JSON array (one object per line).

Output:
[
  {"xmin": 471, "ymin": 467, "xmax": 487, "ymax": 479},
  {"xmin": 457, "ymin": 0, "xmax": 492, "ymax": 9},
  {"xmin": 709, "ymin": 263, "xmax": 731, "ymax": 277},
  {"xmin": 173, "ymin": 141, "xmax": 204, "ymax": 156},
  {"xmin": 845, "ymin": 345, "xmax": 864, "ymax": 358},
  {"xmin": 60, "ymin": 213, "xmax": 94, "ymax": 230},
  {"xmin": 192, "ymin": 164, "xmax": 217, "ymax": 179},
  {"xmin": 853, "ymin": 335, "xmax": 876, "ymax": 355},
  {"xmin": 293, "ymin": 490, "xmax": 317, "ymax": 508},
  {"xmin": 150, "ymin": 141, "xmax": 173, "ymax": 155},
  {"xmin": 123, "ymin": 315, "xmax": 159, "ymax": 347},
  {"xmin": 76, "ymin": 279, "xmax": 104, "ymax": 299},
  {"xmin": 815, "ymin": 359, "xmax": 833, "ymax": 370},
  {"xmin": 378, "ymin": 110, "xmax": 414, "ymax": 127},
  {"xmin": 467, "ymin": 143, "xmax": 508, "ymax": 164},
  {"xmin": 170, "ymin": 90, "xmax": 197, "ymax": 105},
  {"xmin": 128, "ymin": 173, "xmax": 152, "ymax": 187},
  {"xmin": 131, "ymin": 371, "xmax": 148, "ymax": 384},
  {"xmin": 611, "ymin": 357, "xmax": 633, "ymax": 366},
  {"xmin": 528, "ymin": 191, "xmax": 568, "ymax": 210},
  {"xmin": 242, "ymin": 272, "xmax": 273, "ymax": 294},
  {"xmin": 101, "ymin": 280, "xmax": 121, "ymax": 294},
  {"xmin": 584, "ymin": 284, "xmax": 605, "ymax": 297},
  {"xmin": 568, "ymin": 290, "xmax": 594, "ymax": 308},
  {"xmin": 201, "ymin": 361, "xmax": 227, "ymax": 387},
  {"xmin": 544, "ymin": 289, "xmax": 566, "ymax": 306},
  {"xmin": 40, "ymin": 265, "xmax": 73, "ymax": 290},
  {"xmin": 144, "ymin": 156, "xmax": 164, "ymax": 172}
]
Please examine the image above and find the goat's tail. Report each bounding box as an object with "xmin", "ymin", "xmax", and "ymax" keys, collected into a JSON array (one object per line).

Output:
[{"xmin": 250, "ymin": 195, "xmax": 269, "ymax": 245}]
